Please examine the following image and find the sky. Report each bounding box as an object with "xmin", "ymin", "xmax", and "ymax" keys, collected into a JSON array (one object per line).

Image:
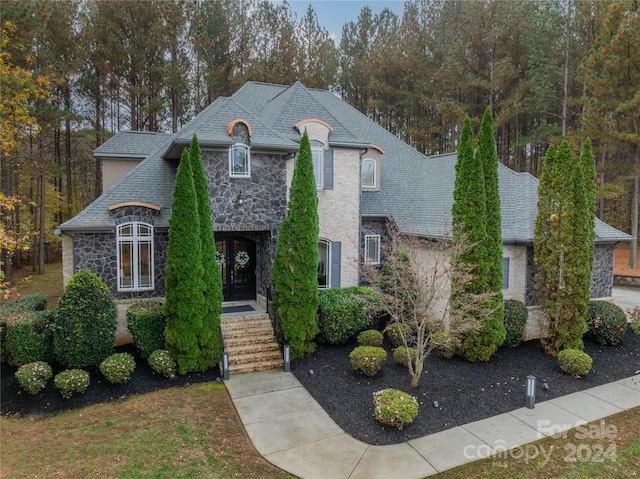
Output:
[{"xmin": 281, "ymin": 1, "xmax": 406, "ymax": 43}]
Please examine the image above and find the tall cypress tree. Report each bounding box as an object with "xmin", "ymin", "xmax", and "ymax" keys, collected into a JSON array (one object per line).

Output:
[
  {"xmin": 271, "ymin": 130, "xmax": 320, "ymax": 358},
  {"xmin": 189, "ymin": 134, "xmax": 222, "ymax": 370},
  {"xmin": 451, "ymin": 115, "xmax": 491, "ymax": 361},
  {"xmin": 459, "ymin": 108, "xmax": 506, "ymax": 361},
  {"xmin": 535, "ymin": 140, "xmax": 587, "ymax": 355},
  {"xmin": 164, "ymin": 148, "xmax": 205, "ymax": 374}
]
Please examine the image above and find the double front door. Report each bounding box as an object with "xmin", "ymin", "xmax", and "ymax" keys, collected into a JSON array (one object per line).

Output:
[{"xmin": 215, "ymin": 236, "xmax": 256, "ymax": 302}]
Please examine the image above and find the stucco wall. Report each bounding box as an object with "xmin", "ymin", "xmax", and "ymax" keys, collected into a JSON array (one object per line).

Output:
[{"xmin": 102, "ymin": 158, "xmax": 141, "ymax": 191}]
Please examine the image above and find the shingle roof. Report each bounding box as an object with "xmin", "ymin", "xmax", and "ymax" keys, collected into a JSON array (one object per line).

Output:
[
  {"xmin": 94, "ymin": 131, "xmax": 174, "ymax": 159},
  {"xmin": 60, "ymin": 81, "xmax": 632, "ymax": 244}
]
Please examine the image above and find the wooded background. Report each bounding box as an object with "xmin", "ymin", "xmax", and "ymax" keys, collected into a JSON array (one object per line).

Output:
[{"xmin": 1, "ymin": 0, "xmax": 638, "ymax": 278}]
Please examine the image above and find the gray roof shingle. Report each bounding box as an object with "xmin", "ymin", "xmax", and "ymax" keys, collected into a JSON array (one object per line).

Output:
[{"xmin": 60, "ymin": 81, "xmax": 632, "ymax": 244}]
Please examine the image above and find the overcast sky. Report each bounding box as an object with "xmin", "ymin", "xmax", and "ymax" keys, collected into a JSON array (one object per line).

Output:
[{"xmin": 281, "ymin": 0, "xmax": 406, "ymax": 43}]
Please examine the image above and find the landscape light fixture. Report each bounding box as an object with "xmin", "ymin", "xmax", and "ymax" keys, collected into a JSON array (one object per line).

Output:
[
  {"xmin": 526, "ymin": 375, "xmax": 536, "ymax": 409},
  {"xmin": 433, "ymin": 400, "xmax": 439, "ymax": 408},
  {"xmin": 222, "ymin": 352, "xmax": 230, "ymax": 380},
  {"xmin": 237, "ymin": 191, "xmax": 244, "ymax": 205},
  {"xmin": 543, "ymin": 382, "xmax": 550, "ymax": 391},
  {"xmin": 284, "ymin": 344, "xmax": 291, "ymax": 372}
]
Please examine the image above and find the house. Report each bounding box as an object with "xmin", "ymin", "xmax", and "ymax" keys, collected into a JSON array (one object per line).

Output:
[{"xmin": 57, "ymin": 81, "xmax": 631, "ymax": 336}]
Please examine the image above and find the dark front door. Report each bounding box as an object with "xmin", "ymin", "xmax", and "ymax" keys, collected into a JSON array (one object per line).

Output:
[{"xmin": 216, "ymin": 236, "xmax": 256, "ymax": 302}]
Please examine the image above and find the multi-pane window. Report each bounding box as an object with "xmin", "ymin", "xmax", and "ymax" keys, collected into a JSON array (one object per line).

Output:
[
  {"xmin": 364, "ymin": 235, "xmax": 381, "ymax": 264},
  {"xmin": 117, "ymin": 222, "xmax": 153, "ymax": 291},
  {"xmin": 362, "ymin": 158, "xmax": 376, "ymax": 188},
  {"xmin": 229, "ymin": 143, "xmax": 250, "ymax": 177},
  {"xmin": 311, "ymin": 141, "xmax": 324, "ymax": 188},
  {"xmin": 318, "ymin": 239, "xmax": 331, "ymax": 288}
]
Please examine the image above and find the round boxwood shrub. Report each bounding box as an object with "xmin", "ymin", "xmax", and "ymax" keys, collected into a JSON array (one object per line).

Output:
[
  {"xmin": 373, "ymin": 388, "xmax": 419, "ymax": 430},
  {"xmin": 586, "ymin": 301, "xmax": 627, "ymax": 346},
  {"xmin": 126, "ymin": 301, "xmax": 166, "ymax": 359},
  {"xmin": 357, "ymin": 329, "xmax": 383, "ymax": 347},
  {"xmin": 503, "ymin": 299, "xmax": 528, "ymax": 348},
  {"xmin": 54, "ymin": 369, "xmax": 90, "ymax": 399},
  {"xmin": 148, "ymin": 349, "xmax": 177, "ymax": 379},
  {"xmin": 100, "ymin": 353, "xmax": 136, "ymax": 384},
  {"xmin": 384, "ymin": 322, "xmax": 413, "ymax": 347},
  {"xmin": 53, "ymin": 269, "xmax": 117, "ymax": 370},
  {"xmin": 317, "ymin": 287, "xmax": 380, "ymax": 344},
  {"xmin": 349, "ymin": 346, "xmax": 387, "ymax": 376},
  {"xmin": 557, "ymin": 349, "xmax": 592, "ymax": 377},
  {"xmin": 4, "ymin": 312, "xmax": 47, "ymax": 366},
  {"xmin": 15, "ymin": 361, "xmax": 53, "ymax": 395},
  {"xmin": 392, "ymin": 346, "xmax": 416, "ymax": 368},
  {"xmin": 430, "ymin": 331, "xmax": 459, "ymax": 359}
]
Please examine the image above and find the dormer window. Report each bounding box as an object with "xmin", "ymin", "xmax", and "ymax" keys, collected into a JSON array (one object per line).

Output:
[{"xmin": 229, "ymin": 143, "xmax": 250, "ymax": 178}]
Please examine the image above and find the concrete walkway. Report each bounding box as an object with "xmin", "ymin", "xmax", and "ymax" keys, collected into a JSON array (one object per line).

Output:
[{"xmin": 224, "ymin": 371, "xmax": 640, "ymax": 479}]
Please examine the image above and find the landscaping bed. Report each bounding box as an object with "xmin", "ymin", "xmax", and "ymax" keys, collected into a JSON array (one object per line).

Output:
[
  {"xmin": 292, "ymin": 330, "xmax": 640, "ymax": 445},
  {"xmin": 1, "ymin": 344, "xmax": 220, "ymax": 417}
]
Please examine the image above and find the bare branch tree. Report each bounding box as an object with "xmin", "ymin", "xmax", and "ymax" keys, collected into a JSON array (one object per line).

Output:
[{"xmin": 362, "ymin": 220, "xmax": 496, "ymax": 387}]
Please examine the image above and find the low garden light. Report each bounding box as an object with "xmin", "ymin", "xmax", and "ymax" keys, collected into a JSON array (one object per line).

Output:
[
  {"xmin": 284, "ymin": 344, "xmax": 290, "ymax": 372},
  {"xmin": 526, "ymin": 375, "xmax": 536, "ymax": 409},
  {"xmin": 222, "ymin": 352, "xmax": 230, "ymax": 380}
]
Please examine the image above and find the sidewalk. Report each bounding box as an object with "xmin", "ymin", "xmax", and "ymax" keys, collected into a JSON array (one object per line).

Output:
[{"xmin": 224, "ymin": 370, "xmax": 640, "ymax": 479}]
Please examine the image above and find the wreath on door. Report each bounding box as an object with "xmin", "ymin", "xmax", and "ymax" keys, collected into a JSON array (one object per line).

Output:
[{"xmin": 235, "ymin": 251, "xmax": 250, "ymax": 269}]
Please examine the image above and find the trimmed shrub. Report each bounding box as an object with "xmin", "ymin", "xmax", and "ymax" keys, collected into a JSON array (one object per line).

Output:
[
  {"xmin": 100, "ymin": 353, "xmax": 136, "ymax": 384},
  {"xmin": 19, "ymin": 294, "xmax": 48, "ymax": 312},
  {"xmin": 53, "ymin": 270, "xmax": 117, "ymax": 370},
  {"xmin": 630, "ymin": 307, "xmax": 640, "ymax": 336},
  {"xmin": 317, "ymin": 287, "xmax": 380, "ymax": 344},
  {"xmin": 15, "ymin": 361, "xmax": 53, "ymax": 395},
  {"xmin": 4, "ymin": 312, "xmax": 46, "ymax": 366},
  {"xmin": 586, "ymin": 301, "xmax": 627, "ymax": 346},
  {"xmin": 148, "ymin": 349, "xmax": 177, "ymax": 379},
  {"xmin": 393, "ymin": 346, "xmax": 416, "ymax": 368},
  {"xmin": 558, "ymin": 349, "xmax": 592, "ymax": 377},
  {"xmin": 1, "ymin": 296, "xmax": 50, "ymax": 363},
  {"xmin": 127, "ymin": 301, "xmax": 166, "ymax": 359},
  {"xmin": 357, "ymin": 329, "xmax": 383, "ymax": 347},
  {"xmin": 349, "ymin": 346, "xmax": 387, "ymax": 376},
  {"xmin": 373, "ymin": 388, "xmax": 419, "ymax": 430},
  {"xmin": 503, "ymin": 299, "xmax": 528, "ymax": 348},
  {"xmin": 384, "ymin": 322, "xmax": 413, "ymax": 348},
  {"xmin": 430, "ymin": 331, "xmax": 460, "ymax": 359},
  {"xmin": 54, "ymin": 369, "xmax": 90, "ymax": 399}
]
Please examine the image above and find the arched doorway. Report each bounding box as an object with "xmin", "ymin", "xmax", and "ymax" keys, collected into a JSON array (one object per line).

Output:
[{"xmin": 215, "ymin": 236, "xmax": 257, "ymax": 302}]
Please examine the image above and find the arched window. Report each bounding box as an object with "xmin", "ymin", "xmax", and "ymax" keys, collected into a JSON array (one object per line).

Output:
[
  {"xmin": 318, "ymin": 239, "xmax": 331, "ymax": 288},
  {"xmin": 229, "ymin": 143, "xmax": 250, "ymax": 177},
  {"xmin": 362, "ymin": 158, "xmax": 376, "ymax": 188},
  {"xmin": 117, "ymin": 222, "xmax": 154, "ymax": 291}
]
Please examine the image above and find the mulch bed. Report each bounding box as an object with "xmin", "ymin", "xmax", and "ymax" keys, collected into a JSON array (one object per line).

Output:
[
  {"xmin": 2, "ymin": 332, "xmax": 639, "ymax": 447},
  {"xmin": 291, "ymin": 330, "xmax": 640, "ymax": 445},
  {"xmin": 0, "ymin": 344, "xmax": 220, "ymax": 418}
]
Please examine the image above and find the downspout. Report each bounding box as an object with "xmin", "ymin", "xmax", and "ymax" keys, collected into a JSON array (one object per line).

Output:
[{"xmin": 358, "ymin": 148, "xmax": 367, "ymax": 285}]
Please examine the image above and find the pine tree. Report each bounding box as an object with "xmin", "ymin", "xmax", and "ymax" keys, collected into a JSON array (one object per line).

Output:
[
  {"xmin": 535, "ymin": 140, "xmax": 587, "ymax": 355},
  {"xmin": 271, "ymin": 130, "xmax": 320, "ymax": 358},
  {"xmin": 164, "ymin": 148, "xmax": 205, "ymax": 374},
  {"xmin": 189, "ymin": 134, "xmax": 222, "ymax": 370},
  {"xmin": 458, "ymin": 108, "xmax": 505, "ymax": 361}
]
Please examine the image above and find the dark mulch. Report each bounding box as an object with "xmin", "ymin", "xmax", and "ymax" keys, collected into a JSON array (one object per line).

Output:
[
  {"xmin": 1, "ymin": 344, "xmax": 220, "ymax": 418},
  {"xmin": 2, "ymin": 333, "xmax": 639, "ymax": 447},
  {"xmin": 291, "ymin": 330, "xmax": 640, "ymax": 445}
]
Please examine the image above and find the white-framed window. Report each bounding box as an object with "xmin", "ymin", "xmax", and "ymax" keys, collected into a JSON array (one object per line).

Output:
[
  {"xmin": 364, "ymin": 235, "xmax": 381, "ymax": 264},
  {"xmin": 229, "ymin": 143, "xmax": 250, "ymax": 177},
  {"xmin": 117, "ymin": 222, "xmax": 154, "ymax": 291},
  {"xmin": 318, "ymin": 239, "xmax": 331, "ymax": 288},
  {"xmin": 362, "ymin": 158, "xmax": 376, "ymax": 188},
  {"xmin": 311, "ymin": 140, "xmax": 324, "ymax": 188}
]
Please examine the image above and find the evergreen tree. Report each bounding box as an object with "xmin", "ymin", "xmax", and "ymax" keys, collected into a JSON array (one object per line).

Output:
[
  {"xmin": 164, "ymin": 148, "xmax": 205, "ymax": 374},
  {"xmin": 189, "ymin": 134, "xmax": 222, "ymax": 370},
  {"xmin": 458, "ymin": 108, "xmax": 506, "ymax": 361},
  {"xmin": 535, "ymin": 140, "xmax": 587, "ymax": 355},
  {"xmin": 271, "ymin": 130, "xmax": 320, "ymax": 358},
  {"xmin": 451, "ymin": 115, "xmax": 492, "ymax": 362}
]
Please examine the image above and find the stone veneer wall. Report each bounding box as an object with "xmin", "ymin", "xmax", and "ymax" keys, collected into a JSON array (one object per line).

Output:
[{"xmin": 203, "ymin": 149, "xmax": 288, "ymax": 296}]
